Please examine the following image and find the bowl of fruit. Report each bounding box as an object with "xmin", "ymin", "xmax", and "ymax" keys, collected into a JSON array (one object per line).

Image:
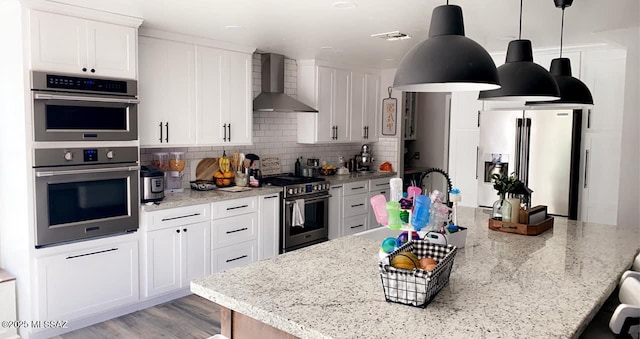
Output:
[
  {"xmin": 320, "ymin": 164, "xmax": 337, "ymax": 176},
  {"xmin": 213, "ymin": 153, "xmax": 235, "ymax": 187}
]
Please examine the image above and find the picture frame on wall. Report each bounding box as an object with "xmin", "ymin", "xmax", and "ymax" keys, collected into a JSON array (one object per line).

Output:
[{"xmin": 382, "ymin": 96, "xmax": 397, "ymax": 136}]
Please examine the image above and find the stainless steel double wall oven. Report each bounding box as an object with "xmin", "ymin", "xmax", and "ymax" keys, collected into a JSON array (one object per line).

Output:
[{"xmin": 31, "ymin": 71, "xmax": 140, "ymax": 248}]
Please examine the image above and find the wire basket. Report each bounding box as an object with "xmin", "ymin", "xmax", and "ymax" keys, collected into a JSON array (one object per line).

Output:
[{"xmin": 378, "ymin": 240, "xmax": 457, "ymax": 308}]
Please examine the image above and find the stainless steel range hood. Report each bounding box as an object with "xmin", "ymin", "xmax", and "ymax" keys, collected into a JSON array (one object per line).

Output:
[{"xmin": 253, "ymin": 53, "xmax": 318, "ymax": 112}]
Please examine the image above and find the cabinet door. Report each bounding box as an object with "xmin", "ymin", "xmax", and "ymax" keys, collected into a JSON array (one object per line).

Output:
[
  {"xmin": 448, "ymin": 130, "xmax": 479, "ymax": 208},
  {"xmin": 225, "ymin": 51, "xmax": 253, "ymax": 145},
  {"xmin": 36, "ymin": 240, "xmax": 138, "ymax": 320},
  {"xmin": 580, "ymin": 133, "xmax": 621, "ymax": 225},
  {"xmin": 369, "ymin": 188, "xmax": 389, "ymax": 230},
  {"xmin": 86, "ymin": 20, "xmax": 136, "ymax": 79},
  {"xmin": 30, "ymin": 10, "xmax": 87, "ymax": 74},
  {"xmin": 334, "ymin": 68, "xmax": 350, "ymax": 141},
  {"xmin": 328, "ymin": 185, "xmax": 343, "ymax": 239},
  {"xmin": 349, "ymin": 71, "xmax": 366, "ymax": 142},
  {"xmin": 182, "ymin": 221, "xmax": 211, "ymax": 285},
  {"xmin": 145, "ymin": 227, "xmax": 181, "ymax": 297},
  {"xmin": 581, "ymin": 49, "xmax": 626, "ymax": 132},
  {"xmin": 139, "ymin": 37, "xmax": 196, "ymax": 146},
  {"xmin": 342, "ymin": 214, "xmax": 368, "ymax": 236},
  {"xmin": 364, "ymin": 73, "xmax": 380, "ymax": 141},
  {"xmin": 212, "ymin": 241, "xmax": 257, "ymax": 273},
  {"xmin": 343, "ymin": 194, "xmax": 369, "ymax": 218},
  {"xmin": 212, "ymin": 213, "xmax": 257, "ymax": 248},
  {"xmin": 450, "ymin": 91, "xmax": 482, "ymax": 131},
  {"xmin": 258, "ymin": 194, "xmax": 281, "ymax": 260},
  {"xmin": 316, "ymin": 66, "xmax": 335, "ymax": 142},
  {"xmin": 196, "ymin": 46, "xmax": 226, "ymax": 145}
]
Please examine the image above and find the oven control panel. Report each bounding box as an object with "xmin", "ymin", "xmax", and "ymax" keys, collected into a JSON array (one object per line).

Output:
[{"xmin": 284, "ymin": 182, "xmax": 330, "ymax": 198}]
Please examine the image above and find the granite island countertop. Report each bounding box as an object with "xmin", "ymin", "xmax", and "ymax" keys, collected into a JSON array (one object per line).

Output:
[{"xmin": 192, "ymin": 207, "xmax": 639, "ymax": 338}]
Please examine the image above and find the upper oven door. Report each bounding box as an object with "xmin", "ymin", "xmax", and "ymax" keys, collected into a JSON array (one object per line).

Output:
[
  {"xmin": 34, "ymin": 164, "xmax": 139, "ymax": 248},
  {"xmin": 32, "ymin": 92, "xmax": 139, "ymax": 142}
]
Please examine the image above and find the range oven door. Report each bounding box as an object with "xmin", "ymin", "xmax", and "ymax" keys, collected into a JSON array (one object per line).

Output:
[
  {"xmin": 282, "ymin": 193, "xmax": 329, "ymax": 252},
  {"xmin": 34, "ymin": 164, "xmax": 139, "ymax": 248},
  {"xmin": 33, "ymin": 92, "xmax": 139, "ymax": 142}
]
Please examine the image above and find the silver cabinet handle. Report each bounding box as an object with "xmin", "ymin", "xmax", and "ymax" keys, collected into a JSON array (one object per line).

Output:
[
  {"xmin": 476, "ymin": 146, "xmax": 479, "ymax": 179},
  {"xmin": 161, "ymin": 213, "xmax": 201, "ymax": 222},
  {"xmin": 66, "ymin": 248, "xmax": 117, "ymax": 259},
  {"xmin": 34, "ymin": 93, "xmax": 139, "ymax": 104},
  {"xmin": 584, "ymin": 150, "xmax": 589, "ymax": 188}
]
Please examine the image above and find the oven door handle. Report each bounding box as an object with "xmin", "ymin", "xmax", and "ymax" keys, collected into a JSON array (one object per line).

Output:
[
  {"xmin": 36, "ymin": 165, "xmax": 139, "ymax": 177},
  {"xmin": 34, "ymin": 93, "xmax": 140, "ymax": 104},
  {"xmin": 285, "ymin": 195, "xmax": 331, "ymax": 205}
]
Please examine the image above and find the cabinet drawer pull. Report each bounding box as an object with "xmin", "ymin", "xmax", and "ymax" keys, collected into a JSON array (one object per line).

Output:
[
  {"xmin": 350, "ymin": 224, "xmax": 364, "ymax": 229},
  {"xmin": 351, "ymin": 186, "xmax": 365, "ymax": 190},
  {"xmin": 226, "ymin": 227, "xmax": 248, "ymax": 234},
  {"xmin": 375, "ymin": 183, "xmax": 388, "ymax": 187},
  {"xmin": 263, "ymin": 195, "xmax": 279, "ymax": 199},
  {"xmin": 226, "ymin": 205, "xmax": 249, "ymax": 211},
  {"xmin": 66, "ymin": 248, "xmax": 117, "ymax": 260},
  {"xmin": 351, "ymin": 203, "xmax": 364, "ymax": 208},
  {"xmin": 225, "ymin": 254, "xmax": 248, "ymax": 263},
  {"xmin": 380, "ymin": 191, "xmax": 386, "ymax": 195},
  {"xmin": 584, "ymin": 150, "xmax": 589, "ymax": 188},
  {"xmin": 161, "ymin": 213, "xmax": 201, "ymax": 221}
]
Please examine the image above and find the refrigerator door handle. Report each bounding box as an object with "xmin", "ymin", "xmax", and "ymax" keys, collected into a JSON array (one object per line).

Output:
[
  {"xmin": 584, "ymin": 149, "xmax": 589, "ymax": 188},
  {"xmin": 523, "ymin": 118, "xmax": 532, "ymax": 184},
  {"xmin": 476, "ymin": 146, "xmax": 479, "ymax": 179},
  {"xmin": 514, "ymin": 118, "xmax": 523, "ymax": 178}
]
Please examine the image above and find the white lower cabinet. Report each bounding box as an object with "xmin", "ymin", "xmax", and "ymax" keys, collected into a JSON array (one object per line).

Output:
[
  {"xmin": 211, "ymin": 197, "xmax": 259, "ymax": 273},
  {"xmin": 212, "ymin": 240, "xmax": 257, "ymax": 272},
  {"xmin": 141, "ymin": 204, "xmax": 211, "ymax": 298},
  {"xmin": 258, "ymin": 193, "xmax": 281, "ymax": 260},
  {"xmin": 36, "ymin": 240, "xmax": 139, "ymax": 320},
  {"xmin": 368, "ymin": 178, "xmax": 390, "ymax": 230},
  {"xmin": 342, "ymin": 214, "xmax": 368, "ymax": 236},
  {"xmin": 328, "ymin": 185, "xmax": 343, "ymax": 240}
]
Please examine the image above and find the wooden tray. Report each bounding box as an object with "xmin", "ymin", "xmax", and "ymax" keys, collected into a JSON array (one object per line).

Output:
[{"xmin": 488, "ymin": 217, "xmax": 554, "ymax": 236}]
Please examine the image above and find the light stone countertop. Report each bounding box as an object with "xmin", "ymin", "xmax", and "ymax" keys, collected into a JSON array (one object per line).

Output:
[
  {"xmin": 141, "ymin": 171, "xmax": 395, "ymax": 211},
  {"xmin": 192, "ymin": 206, "xmax": 640, "ymax": 339}
]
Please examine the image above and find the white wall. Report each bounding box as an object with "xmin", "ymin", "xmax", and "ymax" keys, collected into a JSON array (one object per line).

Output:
[
  {"xmin": 371, "ymin": 69, "xmax": 402, "ymax": 174},
  {"xmin": 405, "ymin": 92, "xmax": 449, "ymax": 170}
]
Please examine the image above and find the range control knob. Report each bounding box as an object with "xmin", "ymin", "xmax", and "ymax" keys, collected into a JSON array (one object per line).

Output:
[
  {"xmin": 106, "ymin": 150, "xmax": 114, "ymax": 159},
  {"xmin": 64, "ymin": 151, "xmax": 73, "ymax": 161},
  {"xmin": 287, "ymin": 188, "xmax": 294, "ymax": 195}
]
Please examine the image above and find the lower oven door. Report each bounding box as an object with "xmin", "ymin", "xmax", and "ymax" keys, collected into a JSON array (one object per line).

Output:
[
  {"xmin": 34, "ymin": 164, "xmax": 139, "ymax": 247},
  {"xmin": 282, "ymin": 193, "xmax": 329, "ymax": 252}
]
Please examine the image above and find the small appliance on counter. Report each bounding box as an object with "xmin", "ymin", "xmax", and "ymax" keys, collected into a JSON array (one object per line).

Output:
[
  {"xmin": 355, "ymin": 144, "xmax": 374, "ymax": 172},
  {"xmin": 140, "ymin": 165, "xmax": 165, "ymax": 203}
]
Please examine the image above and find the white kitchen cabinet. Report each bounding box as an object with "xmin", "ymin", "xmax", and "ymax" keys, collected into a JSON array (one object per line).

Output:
[
  {"xmin": 211, "ymin": 197, "xmax": 259, "ymax": 273},
  {"xmin": 211, "ymin": 213, "xmax": 257, "ymax": 248},
  {"xmin": 368, "ymin": 178, "xmax": 390, "ymax": 230},
  {"xmin": 448, "ymin": 130, "xmax": 480, "ymax": 208},
  {"xmin": 138, "ymin": 36, "xmax": 196, "ymax": 146},
  {"xmin": 29, "ymin": 10, "xmax": 137, "ymax": 79},
  {"xmin": 343, "ymin": 194, "xmax": 368, "ymax": 218},
  {"xmin": 350, "ymin": 72, "xmax": 380, "ymax": 142},
  {"xmin": 328, "ymin": 185, "xmax": 343, "ymax": 240},
  {"xmin": 342, "ymin": 214, "xmax": 368, "ymax": 236},
  {"xmin": 297, "ymin": 64, "xmax": 350, "ymax": 143},
  {"xmin": 258, "ymin": 193, "xmax": 281, "ymax": 260},
  {"xmin": 212, "ymin": 240, "xmax": 257, "ymax": 272},
  {"xmin": 35, "ymin": 240, "xmax": 139, "ymax": 320},
  {"xmin": 141, "ymin": 204, "xmax": 211, "ymax": 298},
  {"xmin": 196, "ymin": 47, "xmax": 252, "ymax": 145}
]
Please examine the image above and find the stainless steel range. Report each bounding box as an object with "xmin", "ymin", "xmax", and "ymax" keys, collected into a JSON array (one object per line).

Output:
[{"xmin": 263, "ymin": 175, "xmax": 330, "ymax": 253}]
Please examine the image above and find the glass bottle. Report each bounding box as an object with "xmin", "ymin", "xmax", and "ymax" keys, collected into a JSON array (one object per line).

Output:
[{"xmin": 491, "ymin": 193, "xmax": 512, "ymax": 222}]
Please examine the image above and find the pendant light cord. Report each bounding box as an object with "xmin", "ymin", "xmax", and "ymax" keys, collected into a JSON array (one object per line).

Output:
[
  {"xmin": 560, "ymin": 8, "xmax": 565, "ymax": 58},
  {"xmin": 518, "ymin": 0, "xmax": 523, "ymax": 40}
]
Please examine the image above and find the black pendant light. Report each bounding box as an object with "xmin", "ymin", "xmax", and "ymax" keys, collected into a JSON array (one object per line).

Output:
[
  {"xmin": 478, "ymin": 0, "xmax": 560, "ymax": 101},
  {"xmin": 393, "ymin": 2, "xmax": 500, "ymax": 92},
  {"xmin": 526, "ymin": 0, "xmax": 593, "ymax": 106}
]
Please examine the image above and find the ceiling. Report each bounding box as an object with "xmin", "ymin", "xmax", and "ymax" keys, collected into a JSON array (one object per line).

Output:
[{"xmin": 51, "ymin": 0, "xmax": 639, "ymax": 68}]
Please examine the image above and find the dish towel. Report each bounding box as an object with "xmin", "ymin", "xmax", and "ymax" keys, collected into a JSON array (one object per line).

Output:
[{"xmin": 292, "ymin": 199, "xmax": 305, "ymax": 227}]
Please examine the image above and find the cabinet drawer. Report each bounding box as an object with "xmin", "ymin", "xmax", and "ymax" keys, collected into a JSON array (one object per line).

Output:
[
  {"xmin": 212, "ymin": 240, "xmax": 257, "ymax": 273},
  {"xmin": 369, "ymin": 177, "xmax": 391, "ymax": 191},
  {"xmin": 212, "ymin": 213, "xmax": 257, "ymax": 248},
  {"xmin": 212, "ymin": 197, "xmax": 257, "ymax": 219},
  {"xmin": 343, "ymin": 181, "xmax": 369, "ymax": 196},
  {"xmin": 342, "ymin": 214, "xmax": 368, "ymax": 236},
  {"xmin": 144, "ymin": 204, "xmax": 210, "ymax": 231},
  {"xmin": 343, "ymin": 193, "xmax": 368, "ymax": 218}
]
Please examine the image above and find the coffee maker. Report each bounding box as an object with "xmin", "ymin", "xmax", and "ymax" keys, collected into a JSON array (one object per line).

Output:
[{"xmin": 355, "ymin": 144, "xmax": 374, "ymax": 172}]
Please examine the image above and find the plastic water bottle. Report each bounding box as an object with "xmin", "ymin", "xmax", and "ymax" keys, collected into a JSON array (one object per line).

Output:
[
  {"xmin": 389, "ymin": 178, "xmax": 403, "ymax": 202},
  {"xmin": 411, "ymin": 195, "xmax": 431, "ymax": 231},
  {"xmin": 370, "ymin": 194, "xmax": 389, "ymax": 226}
]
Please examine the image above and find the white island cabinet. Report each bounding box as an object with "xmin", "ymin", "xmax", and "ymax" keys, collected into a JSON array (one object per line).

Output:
[
  {"xmin": 141, "ymin": 204, "xmax": 211, "ymax": 298},
  {"xmin": 29, "ymin": 9, "xmax": 138, "ymax": 79}
]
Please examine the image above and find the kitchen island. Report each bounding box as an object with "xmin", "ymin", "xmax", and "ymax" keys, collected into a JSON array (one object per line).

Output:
[{"xmin": 191, "ymin": 207, "xmax": 640, "ymax": 338}]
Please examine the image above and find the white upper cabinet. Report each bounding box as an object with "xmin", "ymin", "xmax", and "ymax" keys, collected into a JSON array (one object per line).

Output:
[
  {"xmin": 197, "ymin": 48, "xmax": 252, "ymax": 145},
  {"xmin": 138, "ymin": 35, "xmax": 253, "ymax": 147},
  {"xmin": 30, "ymin": 10, "xmax": 137, "ymax": 79},
  {"xmin": 138, "ymin": 36, "xmax": 196, "ymax": 146},
  {"xmin": 298, "ymin": 61, "xmax": 379, "ymax": 144}
]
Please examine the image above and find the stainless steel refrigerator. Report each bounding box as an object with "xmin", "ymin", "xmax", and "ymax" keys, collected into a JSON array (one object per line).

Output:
[{"xmin": 477, "ymin": 109, "xmax": 581, "ymax": 218}]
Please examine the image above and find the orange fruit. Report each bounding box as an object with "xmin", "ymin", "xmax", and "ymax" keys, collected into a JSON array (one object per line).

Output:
[
  {"xmin": 215, "ymin": 178, "xmax": 224, "ymax": 186},
  {"xmin": 223, "ymin": 171, "xmax": 235, "ymax": 179},
  {"xmin": 213, "ymin": 171, "xmax": 224, "ymax": 179},
  {"xmin": 222, "ymin": 179, "xmax": 232, "ymax": 186}
]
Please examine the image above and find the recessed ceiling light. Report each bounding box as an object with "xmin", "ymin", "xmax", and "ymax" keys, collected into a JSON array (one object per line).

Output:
[
  {"xmin": 331, "ymin": 1, "xmax": 357, "ymax": 9},
  {"xmin": 320, "ymin": 46, "xmax": 334, "ymax": 50},
  {"xmin": 371, "ymin": 31, "xmax": 412, "ymax": 41},
  {"xmin": 384, "ymin": 58, "xmax": 395, "ymax": 62},
  {"xmin": 224, "ymin": 25, "xmax": 243, "ymax": 30}
]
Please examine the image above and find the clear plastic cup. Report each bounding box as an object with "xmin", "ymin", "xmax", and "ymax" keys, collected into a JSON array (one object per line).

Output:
[{"xmin": 386, "ymin": 201, "xmax": 402, "ymax": 230}]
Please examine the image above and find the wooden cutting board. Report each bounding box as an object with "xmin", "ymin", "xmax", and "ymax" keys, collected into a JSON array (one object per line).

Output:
[{"xmin": 195, "ymin": 158, "xmax": 219, "ymax": 181}]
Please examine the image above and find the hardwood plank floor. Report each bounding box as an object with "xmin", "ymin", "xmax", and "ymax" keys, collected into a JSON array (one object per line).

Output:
[{"xmin": 53, "ymin": 294, "xmax": 221, "ymax": 339}]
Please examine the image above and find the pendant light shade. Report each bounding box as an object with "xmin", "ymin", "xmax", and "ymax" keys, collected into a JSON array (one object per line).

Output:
[
  {"xmin": 393, "ymin": 5, "xmax": 500, "ymax": 92},
  {"xmin": 478, "ymin": 40, "xmax": 560, "ymax": 101},
  {"xmin": 478, "ymin": 0, "xmax": 560, "ymax": 101},
  {"xmin": 526, "ymin": 0, "xmax": 593, "ymax": 106}
]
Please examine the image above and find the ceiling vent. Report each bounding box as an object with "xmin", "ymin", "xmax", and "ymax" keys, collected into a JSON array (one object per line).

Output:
[{"xmin": 371, "ymin": 31, "xmax": 412, "ymax": 41}]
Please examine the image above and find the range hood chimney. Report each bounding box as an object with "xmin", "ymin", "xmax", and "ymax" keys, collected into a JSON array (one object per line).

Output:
[{"xmin": 253, "ymin": 53, "xmax": 318, "ymax": 112}]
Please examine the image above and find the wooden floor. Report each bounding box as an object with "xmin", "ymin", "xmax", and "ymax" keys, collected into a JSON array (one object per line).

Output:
[{"xmin": 53, "ymin": 295, "xmax": 221, "ymax": 339}]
